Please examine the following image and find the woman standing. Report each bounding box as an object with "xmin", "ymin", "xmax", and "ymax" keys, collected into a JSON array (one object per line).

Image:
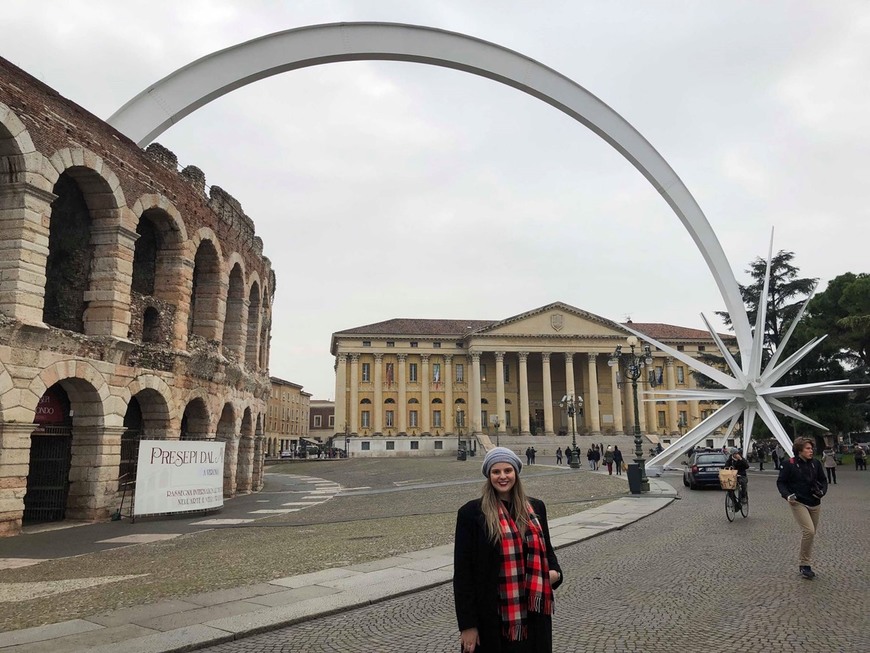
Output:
[
  {"xmin": 454, "ymin": 447, "xmax": 562, "ymax": 652},
  {"xmin": 822, "ymin": 447, "xmax": 837, "ymax": 484},
  {"xmin": 603, "ymin": 445, "xmax": 614, "ymax": 475},
  {"xmin": 776, "ymin": 437, "xmax": 828, "ymax": 580}
]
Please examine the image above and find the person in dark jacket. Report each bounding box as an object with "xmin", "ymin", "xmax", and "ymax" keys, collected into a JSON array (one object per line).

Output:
[
  {"xmin": 454, "ymin": 447, "xmax": 562, "ymax": 652},
  {"xmin": 613, "ymin": 446, "xmax": 624, "ymax": 476},
  {"xmin": 777, "ymin": 437, "xmax": 828, "ymax": 580}
]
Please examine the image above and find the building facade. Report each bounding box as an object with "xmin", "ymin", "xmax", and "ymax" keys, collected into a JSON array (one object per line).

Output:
[
  {"xmin": 331, "ymin": 303, "xmax": 731, "ymax": 456},
  {"xmin": 265, "ymin": 377, "xmax": 310, "ymax": 456},
  {"xmin": 309, "ymin": 399, "xmax": 335, "ymax": 445},
  {"xmin": 0, "ymin": 57, "xmax": 274, "ymax": 535}
]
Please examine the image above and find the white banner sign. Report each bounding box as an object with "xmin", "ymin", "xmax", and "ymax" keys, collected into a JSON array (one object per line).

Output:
[{"xmin": 134, "ymin": 440, "xmax": 225, "ymax": 515}]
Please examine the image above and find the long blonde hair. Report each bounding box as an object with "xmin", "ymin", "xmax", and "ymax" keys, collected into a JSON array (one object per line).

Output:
[{"xmin": 481, "ymin": 473, "xmax": 532, "ymax": 544}]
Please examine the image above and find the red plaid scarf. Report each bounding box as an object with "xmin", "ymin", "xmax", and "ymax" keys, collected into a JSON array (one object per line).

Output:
[{"xmin": 497, "ymin": 501, "xmax": 554, "ymax": 641}]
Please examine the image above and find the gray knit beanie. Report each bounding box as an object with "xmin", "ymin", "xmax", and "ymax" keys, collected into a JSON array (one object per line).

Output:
[{"xmin": 481, "ymin": 447, "xmax": 523, "ymax": 477}]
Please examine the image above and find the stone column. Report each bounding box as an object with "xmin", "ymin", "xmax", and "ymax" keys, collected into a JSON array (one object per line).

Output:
[
  {"xmin": 0, "ymin": 423, "xmax": 35, "ymax": 536},
  {"xmin": 235, "ymin": 436, "xmax": 254, "ymax": 493},
  {"xmin": 373, "ymin": 354, "xmax": 384, "ymax": 435},
  {"xmin": 495, "ymin": 352, "xmax": 507, "ymax": 436},
  {"xmin": 251, "ymin": 436, "xmax": 265, "ymax": 491},
  {"xmin": 564, "ymin": 352, "xmax": 576, "ymax": 404},
  {"xmin": 611, "ymin": 364, "xmax": 624, "ymax": 434},
  {"xmin": 349, "ymin": 354, "xmax": 360, "ymax": 434},
  {"xmin": 66, "ymin": 425, "xmax": 124, "ymax": 520},
  {"xmin": 444, "ymin": 354, "xmax": 454, "ymax": 434},
  {"xmin": 334, "ymin": 354, "xmax": 348, "ymax": 435},
  {"xmin": 587, "ymin": 353, "xmax": 601, "ymax": 434},
  {"xmin": 519, "ymin": 352, "xmax": 531, "ymax": 436},
  {"xmin": 397, "ymin": 354, "xmax": 408, "ymax": 435},
  {"xmin": 541, "ymin": 352, "xmax": 554, "ymax": 436},
  {"xmin": 421, "ymin": 354, "xmax": 431, "ymax": 435},
  {"xmin": 83, "ymin": 223, "xmax": 137, "ymax": 338},
  {"xmin": 471, "ymin": 352, "xmax": 483, "ymax": 434},
  {"xmin": 0, "ymin": 181, "xmax": 55, "ymax": 325},
  {"xmin": 666, "ymin": 357, "xmax": 679, "ymax": 434}
]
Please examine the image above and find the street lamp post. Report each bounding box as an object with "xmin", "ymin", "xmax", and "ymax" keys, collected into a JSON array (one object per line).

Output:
[
  {"xmin": 344, "ymin": 423, "xmax": 349, "ymax": 458},
  {"xmin": 456, "ymin": 407, "xmax": 463, "ymax": 454},
  {"xmin": 559, "ymin": 394, "xmax": 583, "ymax": 469},
  {"xmin": 609, "ymin": 336, "xmax": 652, "ymax": 492},
  {"xmin": 493, "ymin": 415, "xmax": 501, "ymax": 447}
]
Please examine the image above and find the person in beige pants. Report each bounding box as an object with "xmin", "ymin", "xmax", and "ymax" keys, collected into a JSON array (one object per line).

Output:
[{"xmin": 776, "ymin": 437, "xmax": 828, "ymax": 579}]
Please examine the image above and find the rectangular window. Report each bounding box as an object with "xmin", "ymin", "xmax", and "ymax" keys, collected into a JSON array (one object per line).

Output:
[
  {"xmin": 677, "ymin": 366, "xmax": 685, "ymax": 384},
  {"xmin": 362, "ymin": 340, "xmax": 371, "ymax": 347},
  {"xmin": 409, "ymin": 410, "xmax": 418, "ymax": 427},
  {"xmin": 328, "ymin": 415, "xmax": 334, "ymax": 427},
  {"xmin": 362, "ymin": 363, "xmax": 371, "ymax": 382},
  {"xmin": 409, "ymin": 363, "xmax": 418, "ymax": 383},
  {"xmin": 506, "ymin": 411, "xmax": 512, "ymax": 427},
  {"xmin": 361, "ymin": 411, "xmax": 371, "ymax": 428},
  {"xmin": 386, "ymin": 410, "xmax": 394, "ymax": 427},
  {"xmin": 677, "ymin": 345, "xmax": 684, "ymax": 351},
  {"xmin": 386, "ymin": 341, "xmax": 395, "ymax": 347},
  {"xmin": 410, "ymin": 441, "xmax": 419, "ymax": 450},
  {"xmin": 456, "ymin": 342, "xmax": 463, "ymax": 348},
  {"xmin": 433, "ymin": 410, "xmax": 442, "ymax": 427},
  {"xmin": 655, "ymin": 366, "xmax": 664, "ymax": 386},
  {"xmin": 480, "ymin": 364, "xmax": 487, "ymax": 383},
  {"xmin": 481, "ymin": 410, "xmax": 488, "ymax": 427},
  {"xmin": 657, "ymin": 411, "xmax": 666, "ymax": 428},
  {"xmin": 314, "ymin": 415, "xmax": 322, "ymax": 427},
  {"xmin": 433, "ymin": 363, "xmax": 441, "ymax": 383},
  {"xmin": 410, "ymin": 342, "xmax": 418, "ymax": 348},
  {"xmin": 456, "ymin": 410, "xmax": 465, "ymax": 427},
  {"xmin": 698, "ymin": 346, "xmax": 706, "ymax": 352},
  {"xmin": 433, "ymin": 342, "xmax": 441, "ymax": 349},
  {"xmin": 456, "ymin": 364, "xmax": 464, "ymax": 383},
  {"xmin": 361, "ymin": 441, "xmax": 371, "ymax": 451},
  {"xmin": 385, "ymin": 362, "xmax": 394, "ymax": 385},
  {"xmin": 679, "ymin": 410, "xmax": 688, "ymax": 427},
  {"xmin": 386, "ymin": 441, "xmax": 395, "ymax": 450},
  {"xmin": 435, "ymin": 441, "xmax": 443, "ymax": 450}
]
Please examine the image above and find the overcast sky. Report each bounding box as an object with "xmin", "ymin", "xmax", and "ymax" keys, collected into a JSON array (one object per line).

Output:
[{"xmin": 3, "ymin": 1, "xmax": 868, "ymax": 399}]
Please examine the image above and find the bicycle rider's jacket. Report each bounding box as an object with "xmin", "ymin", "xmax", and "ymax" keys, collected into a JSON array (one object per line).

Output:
[
  {"xmin": 725, "ymin": 455, "xmax": 749, "ymax": 477},
  {"xmin": 776, "ymin": 456, "xmax": 827, "ymax": 507}
]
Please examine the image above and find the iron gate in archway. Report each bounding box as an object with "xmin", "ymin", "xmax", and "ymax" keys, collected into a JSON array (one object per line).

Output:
[{"xmin": 23, "ymin": 425, "xmax": 73, "ymax": 523}]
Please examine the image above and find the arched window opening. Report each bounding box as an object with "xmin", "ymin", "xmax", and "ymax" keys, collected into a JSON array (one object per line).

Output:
[
  {"xmin": 245, "ymin": 282, "xmax": 261, "ymax": 368},
  {"xmin": 25, "ymin": 384, "xmax": 73, "ymax": 524},
  {"xmin": 131, "ymin": 214, "xmax": 160, "ymax": 296},
  {"xmin": 222, "ymin": 264, "xmax": 245, "ymax": 359},
  {"xmin": 181, "ymin": 398, "xmax": 210, "ymax": 440},
  {"xmin": 188, "ymin": 240, "xmax": 221, "ymax": 341},
  {"xmin": 142, "ymin": 307, "xmax": 161, "ymax": 343},
  {"xmin": 360, "ymin": 398, "xmax": 372, "ymax": 404},
  {"xmin": 43, "ymin": 173, "xmax": 93, "ymax": 332},
  {"xmin": 119, "ymin": 397, "xmax": 143, "ymax": 489}
]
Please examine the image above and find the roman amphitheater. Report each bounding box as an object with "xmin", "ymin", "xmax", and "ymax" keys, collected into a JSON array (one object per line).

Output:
[{"xmin": 0, "ymin": 56, "xmax": 275, "ymax": 536}]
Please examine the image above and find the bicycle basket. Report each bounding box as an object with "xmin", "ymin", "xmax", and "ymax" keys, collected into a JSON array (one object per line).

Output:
[{"xmin": 719, "ymin": 469, "xmax": 738, "ymax": 490}]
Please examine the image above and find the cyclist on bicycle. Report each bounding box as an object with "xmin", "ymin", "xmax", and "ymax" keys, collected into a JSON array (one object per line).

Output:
[{"xmin": 725, "ymin": 448, "xmax": 749, "ymax": 508}]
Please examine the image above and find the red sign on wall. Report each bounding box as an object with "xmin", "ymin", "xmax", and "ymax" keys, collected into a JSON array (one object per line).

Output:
[{"xmin": 34, "ymin": 388, "xmax": 68, "ymax": 425}]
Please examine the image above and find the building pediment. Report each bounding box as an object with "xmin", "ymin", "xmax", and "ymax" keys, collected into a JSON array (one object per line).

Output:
[{"xmin": 470, "ymin": 302, "xmax": 628, "ymax": 339}]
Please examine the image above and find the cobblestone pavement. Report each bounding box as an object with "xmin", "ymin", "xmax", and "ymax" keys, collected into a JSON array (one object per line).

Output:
[{"xmin": 202, "ymin": 467, "xmax": 870, "ymax": 653}]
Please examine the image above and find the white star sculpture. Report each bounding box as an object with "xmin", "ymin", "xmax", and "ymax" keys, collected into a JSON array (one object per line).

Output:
[{"xmin": 625, "ymin": 240, "xmax": 865, "ymax": 475}]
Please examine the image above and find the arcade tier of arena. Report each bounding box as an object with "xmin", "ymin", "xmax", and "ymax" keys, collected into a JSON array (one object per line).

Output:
[{"xmin": 0, "ymin": 56, "xmax": 275, "ymax": 535}]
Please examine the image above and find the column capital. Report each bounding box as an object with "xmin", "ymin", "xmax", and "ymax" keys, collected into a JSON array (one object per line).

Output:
[
  {"xmin": 518, "ymin": 351, "xmax": 529, "ymax": 362},
  {"xmin": 350, "ymin": 353, "xmax": 360, "ymax": 362},
  {"xmin": 665, "ymin": 357, "xmax": 675, "ymax": 366},
  {"xmin": 397, "ymin": 353, "xmax": 407, "ymax": 362},
  {"xmin": 541, "ymin": 352, "xmax": 551, "ymax": 363},
  {"xmin": 337, "ymin": 353, "xmax": 348, "ymax": 364},
  {"xmin": 564, "ymin": 352, "xmax": 574, "ymax": 362},
  {"xmin": 444, "ymin": 353, "xmax": 453, "ymax": 363},
  {"xmin": 471, "ymin": 351, "xmax": 482, "ymax": 363},
  {"xmin": 495, "ymin": 351, "xmax": 505, "ymax": 362},
  {"xmin": 374, "ymin": 353, "xmax": 383, "ymax": 362},
  {"xmin": 588, "ymin": 352, "xmax": 598, "ymax": 361}
]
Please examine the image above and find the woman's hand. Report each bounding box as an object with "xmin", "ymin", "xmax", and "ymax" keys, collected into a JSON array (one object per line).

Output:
[
  {"xmin": 549, "ymin": 569, "xmax": 561, "ymax": 586},
  {"xmin": 460, "ymin": 627, "xmax": 479, "ymax": 652}
]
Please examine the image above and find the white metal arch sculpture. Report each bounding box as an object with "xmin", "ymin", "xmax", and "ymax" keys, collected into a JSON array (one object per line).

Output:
[
  {"xmin": 110, "ymin": 22, "xmax": 862, "ymax": 469},
  {"xmin": 109, "ymin": 21, "xmax": 752, "ymax": 355}
]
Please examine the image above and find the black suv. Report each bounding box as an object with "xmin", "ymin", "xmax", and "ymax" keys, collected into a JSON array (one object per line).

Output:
[{"xmin": 683, "ymin": 451, "xmax": 728, "ymax": 490}]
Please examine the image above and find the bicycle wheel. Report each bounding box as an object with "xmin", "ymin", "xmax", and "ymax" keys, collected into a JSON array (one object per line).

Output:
[
  {"xmin": 740, "ymin": 490, "xmax": 749, "ymax": 517},
  {"xmin": 725, "ymin": 491, "xmax": 736, "ymax": 522}
]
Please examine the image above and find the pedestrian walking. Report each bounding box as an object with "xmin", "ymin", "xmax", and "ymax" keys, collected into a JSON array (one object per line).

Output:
[
  {"xmin": 604, "ymin": 445, "xmax": 614, "ymax": 475},
  {"xmin": 555, "ymin": 447, "xmax": 563, "ymax": 465},
  {"xmin": 530, "ymin": 447, "xmax": 537, "ymax": 465},
  {"xmin": 854, "ymin": 445, "xmax": 867, "ymax": 470},
  {"xmin": 592, "ymin": 447, "xmax": 601, "ymax": 471},
  {"xmin": 822, "ymin": 447, "xmax": 837, "ymax": 484},
  {"xmin": 772, "ymin": 447, "xmax": 780, "ymax": 470},
  {"xmin": 613, "ymin": 446, "xmax": 624, "ymax": 476},
  {"xmin": 525, "ymin": 447, "xmax": 532, "ymax": 465},
  {"xmin": 757, "ymin": 446, "xmax": 766, "ymax": 471},
  {"xmin": 586, "ymin": 447, "xmax": 594, "ymax": 470},
  {"xmin": 454, "ymin": 447, "xmax": 563, "ymax": 652},
  {"xmin": 776, "ymin": 437, "xmax": 828, "ymax": 580}
]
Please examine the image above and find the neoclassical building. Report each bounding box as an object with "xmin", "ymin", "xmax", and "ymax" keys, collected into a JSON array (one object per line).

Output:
[
  {"xmin": 331, "ymin": 303, "xmax": 731, "ymax": 455},
  {"xmin": 0, "ymin": 57, "xmax": 274, "ymax": 535}
]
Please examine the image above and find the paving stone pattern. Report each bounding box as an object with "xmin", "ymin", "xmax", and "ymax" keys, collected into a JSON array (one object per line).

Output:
[{"xmin": 202, "ymin": 468, "xmax": 870, "ymax": 653}]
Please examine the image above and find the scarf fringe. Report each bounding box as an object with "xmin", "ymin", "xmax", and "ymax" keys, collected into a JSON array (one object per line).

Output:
[{"xmin": 503, "ymin": 624, "xmax": 528, "ymax": 642}]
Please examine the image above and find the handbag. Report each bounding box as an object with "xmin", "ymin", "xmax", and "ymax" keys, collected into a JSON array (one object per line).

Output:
[{"xmin": 621, "ymin": 462, "xmax": 628, "ymax": 472}]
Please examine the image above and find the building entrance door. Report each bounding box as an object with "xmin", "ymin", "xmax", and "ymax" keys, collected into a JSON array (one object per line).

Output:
[
  {"xmin": 23, "ymin": 426, "xmax": 73, "ymax": 524},
  {"xmin": 533, "ymin": 409, "xmax": 545, "ymax": 435}
]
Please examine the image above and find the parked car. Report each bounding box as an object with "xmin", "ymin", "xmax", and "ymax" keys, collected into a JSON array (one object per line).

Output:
[
  {"xmin": 683, "ymin": 451, "xmax": 728, "ymax": 490},
  {"xmin": 279, "ymin": 450, "xmax": 293, "ymax": 459}
]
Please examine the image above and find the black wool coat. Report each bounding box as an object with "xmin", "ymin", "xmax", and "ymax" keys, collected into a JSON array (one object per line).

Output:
[{"xmin": 453, "ymin": 497, "xmax": 562, "ymax": 653}]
